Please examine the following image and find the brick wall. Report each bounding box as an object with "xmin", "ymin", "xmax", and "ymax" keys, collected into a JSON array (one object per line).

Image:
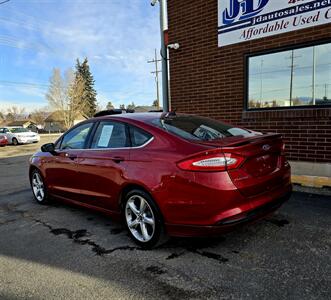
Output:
[{"xmin": 167, "ymin": 0, "xmax": 331, "ymax": 163}]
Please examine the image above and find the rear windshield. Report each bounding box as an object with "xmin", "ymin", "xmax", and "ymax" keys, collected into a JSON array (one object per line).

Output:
[{"xmin": 149, "ymin": 115, "xmax": 254, "ymax": 141}]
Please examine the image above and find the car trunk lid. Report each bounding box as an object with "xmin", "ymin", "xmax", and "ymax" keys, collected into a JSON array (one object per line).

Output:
[{"xmin": 194, "ymin": 133, "xmax": 289, "ymax": 197}]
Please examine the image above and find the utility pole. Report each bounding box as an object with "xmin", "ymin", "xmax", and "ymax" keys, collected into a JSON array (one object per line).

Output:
[
  {"xmin": 287, "ymin": 51, "xmax": 301, "ymax": 106},
  {"xmin": 312, "ymin": 46, "xmax": 316, "ymax": 105},
  {"xmin": 259, "ymin": 58, "xmax": 264, "ymax": 106},
  {"xmin": 148, "ymin": 49, "xmax": 161, "ymax": 109},
  {"xmin": 289, "ymin": 50, "xmax": 295, "ymax": 107},
  {"xmin": 151, "ymin": 0, "xmax": 169, "ymax": 112}
]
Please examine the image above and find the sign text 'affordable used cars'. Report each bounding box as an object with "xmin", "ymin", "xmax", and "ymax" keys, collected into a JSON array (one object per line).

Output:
[{"xmin": 218, "ymin": 0, "xmax": 331, "ymax": 47}]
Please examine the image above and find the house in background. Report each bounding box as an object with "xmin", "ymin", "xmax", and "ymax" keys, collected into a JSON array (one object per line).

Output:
[
  {"xmin": 134, "ymin": 106, "xmax": 160, "ymax": 112},
  {"xmin": 6, "ymin": 120, "xmax": 39, "ymax": 132},
  {"xmin": 44, "ymin": 111, "xmax": 87, "ymax": 133}
]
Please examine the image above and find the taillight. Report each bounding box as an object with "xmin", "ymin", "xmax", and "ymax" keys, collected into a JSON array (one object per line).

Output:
[{"xmin": 177, "ymin": 151, "xmax": 244, "ymax": 172}]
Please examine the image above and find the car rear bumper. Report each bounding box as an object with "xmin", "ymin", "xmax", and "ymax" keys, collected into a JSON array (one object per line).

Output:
[{"xmin": 165, "ymin": 188, "xmax": 292, "ymax": 237}]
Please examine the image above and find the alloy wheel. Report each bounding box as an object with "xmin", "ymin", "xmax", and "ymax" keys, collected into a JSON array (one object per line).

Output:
[
  {"xmin": 32, "ymin": 172, "xmax": 45, "ymax": 202},
  {"xmin": 125, "ymin": 195, "xmax": 156, "ymax": 243}
]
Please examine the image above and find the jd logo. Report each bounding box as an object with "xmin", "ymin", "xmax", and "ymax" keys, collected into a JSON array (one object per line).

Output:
[{"xmin": 223, "ymin": 0, "xmax": 270, "ymax": 25}]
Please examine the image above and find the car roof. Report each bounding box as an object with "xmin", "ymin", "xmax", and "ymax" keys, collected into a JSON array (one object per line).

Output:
[{"xmin": 92, "ymin": 112, "xmax": 163, "ymax": 122}]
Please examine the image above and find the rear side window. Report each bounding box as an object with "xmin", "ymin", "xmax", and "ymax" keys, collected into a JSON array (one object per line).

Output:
[
  {"xmin": 91, "ymin": 121, "xmax": 129, "ymax": 149},
  {"xmin": 150, "ymin": 115, "xmax": 254, "ymax": 141},
  {"xmin": 129, "ymin": 126, "xmax": 153, "ymax": 147}
]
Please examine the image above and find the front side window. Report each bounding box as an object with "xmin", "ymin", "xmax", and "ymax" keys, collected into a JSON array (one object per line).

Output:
[
  {"xmin": 60, "ymin": 123, "xmax": 93, "ymax": 150},
  {"xmin": 248, "ymin": 42, "xmax": 331, "ymax": 109},
  {"xmin": 91, "ymin": 121, "xmax": 129, "ymax": 149}
]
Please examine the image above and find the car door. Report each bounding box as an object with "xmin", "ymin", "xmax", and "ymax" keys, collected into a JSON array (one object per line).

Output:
[
  {"xmin": 44, "ymin": 122, "xmax": 95, "ymax": 201},
  {"xmin": 76, "ymin": 120, "xmax": 131, "ymax": 211}
]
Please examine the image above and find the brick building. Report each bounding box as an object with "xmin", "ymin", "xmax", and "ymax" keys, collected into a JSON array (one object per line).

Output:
[{"xmin": 167, "ymin": 0, "xmax": 331, "ymax": 186}]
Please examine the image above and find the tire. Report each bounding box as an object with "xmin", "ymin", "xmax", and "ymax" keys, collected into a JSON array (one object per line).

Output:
[
  {"xmin": 124, "ymin": 189, "xmax": 166, "ymax": 248},
  {"xmin": 12, "ymin": 138, "xmax": 19, "ymax": 146},
  {"xmin": 30, "ymin": 169, "xmax": 50, "ymax": 204}
]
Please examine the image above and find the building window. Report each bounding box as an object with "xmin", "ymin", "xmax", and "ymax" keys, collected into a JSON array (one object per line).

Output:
[{"xmin": 248, "ymin": 42, "xmax": 331, "ymax": 109}]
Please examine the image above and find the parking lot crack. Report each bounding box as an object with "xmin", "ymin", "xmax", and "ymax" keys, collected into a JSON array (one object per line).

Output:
[
  {"xmin": 32, "ymin": 218, "xmax": 144, "ymax": 256},
  {"xmin": 265, "ymin": 218, "xmax": 290, "ymax": 227},
  {"xmin": 186, "ymin": 248, "xmax": 229, "ymax": 263}
]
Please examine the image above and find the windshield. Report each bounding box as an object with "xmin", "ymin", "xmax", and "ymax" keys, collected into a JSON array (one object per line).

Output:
[
  {"xmin": 10, "ymin": 128, "xmax": 30, "ymax": 133},
  {"xmin": 149, "ymin": 115, "xmax": 255, "ymax": 141}
]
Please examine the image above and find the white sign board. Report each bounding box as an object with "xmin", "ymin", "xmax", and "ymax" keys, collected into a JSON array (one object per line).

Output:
[
  {"xmin": 218, "ymin": 0, "xmax": 331, "ymax": 47},
  {"xmin": 97, "ymin": 125, "xmax": 114, "ymax": 148}
]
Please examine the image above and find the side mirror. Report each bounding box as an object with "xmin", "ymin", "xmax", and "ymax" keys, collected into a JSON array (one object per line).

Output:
[{"xmin": 41, "ymin": 143, "xmax": 57, "ymax": 155}]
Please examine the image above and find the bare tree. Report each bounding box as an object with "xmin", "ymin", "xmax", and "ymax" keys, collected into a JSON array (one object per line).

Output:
[
  {"xmin": 67, "ymin": 71, "xmax": 88, "ymax": 127},
  {"xmin": 0, "ymin": 111, "xmax": 5, "ymax": 125},
  {"xmin": 46, "ymin": 68, "xmax": 87, "ymax": 130},
  {"xmin": 95, "ymin": 103, "xmax": 103, "ymax": 113},
  {"xmin": 29, "ymin": 109, "xmax": 48, "ymax": 127},
  {"xmin": 6, "ymin": 106, "xmax": 25, "ymax": 121}
]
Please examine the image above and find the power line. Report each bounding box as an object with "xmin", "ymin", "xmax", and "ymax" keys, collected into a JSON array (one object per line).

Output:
[
  {"xmin": 0, "ymin": 0, "xmax": 10, "ymax": 5},
  {"xmin": 0, "ymin": 80, "xmax": 49, "ymax": 88}
]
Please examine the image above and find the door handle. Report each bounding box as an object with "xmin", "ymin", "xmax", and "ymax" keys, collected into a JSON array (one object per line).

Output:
[
  {"xmin": 69, "ymin": 154, "xmax": 77, "ymax": 161},
  {"xmin": 64, "ymin": 153, "xmax": 78, "ymax": 160},
  {"xmin": 112, "ymin": 156, "xmax": 125, "ymax": 163}
]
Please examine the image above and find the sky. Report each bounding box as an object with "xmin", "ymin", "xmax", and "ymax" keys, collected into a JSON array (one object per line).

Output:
[{"xmin": 0, "ymin": 0, "xmax": 161, "ymax": 113}]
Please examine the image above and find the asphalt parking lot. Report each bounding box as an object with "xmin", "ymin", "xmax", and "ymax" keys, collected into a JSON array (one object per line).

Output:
[
  {"xmin": 0, "ymin": 134, "xmax": 61, "ymax": 159},
  {"xmin": 0, "ymin": 152, "xmax": 330, "ymax": 299}
]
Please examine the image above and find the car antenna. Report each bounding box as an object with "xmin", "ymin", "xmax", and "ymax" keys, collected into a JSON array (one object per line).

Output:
[{"xmin": 162, "ymin": 109, "xmax": 177, "ymax": 119}]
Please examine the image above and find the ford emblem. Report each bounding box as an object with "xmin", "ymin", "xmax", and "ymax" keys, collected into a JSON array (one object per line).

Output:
[{"xmin": 262, "ymin": 144, "xmax": 271, "ymax": 151}]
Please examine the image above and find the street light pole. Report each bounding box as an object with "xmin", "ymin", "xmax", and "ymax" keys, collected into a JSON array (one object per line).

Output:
[{"xmin": 152, "ymin": 0, "xmax": 169, "ymax": 112}]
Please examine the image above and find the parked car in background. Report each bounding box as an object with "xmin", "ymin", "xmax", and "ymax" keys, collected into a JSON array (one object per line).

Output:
[
  {"xmin": 0, "ymin": 135, "xmax": 8, "ymax": 147},
  {"xmin": 29, "ymin": 111, "xmax": 292, "ymax": 248},
  {"xmin": 0, "ymin": 127, "xmax": 40, "ymax": 145}
]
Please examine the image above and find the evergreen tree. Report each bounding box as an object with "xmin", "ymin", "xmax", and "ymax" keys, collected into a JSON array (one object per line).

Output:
[
  {"xmin": 76, "ymin": 58, "xmax": 97, "ymax": 117},
  {"xmin": 126, "ymin": 101, "xmax": 136, "ymax": 110},
  {"xmin": 106, "ymin": 101, "xmax": 114, "ymax": 110},
  {"xmin": 119, "ymin": 104, "xmax": 125, "ymax": 110}
]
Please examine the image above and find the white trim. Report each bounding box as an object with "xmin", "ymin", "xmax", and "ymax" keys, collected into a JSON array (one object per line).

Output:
[{"xmin": 72, "ymin": 136, "xmax": 155, "ymax": 151}]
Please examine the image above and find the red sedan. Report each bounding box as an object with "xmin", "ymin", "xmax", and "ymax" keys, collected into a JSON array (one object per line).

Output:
[
  {"xmin": 0, "ymin": 135, "xmax": 8, "ymax": 147},
  {"xmin": 29, "ymin": 111, "xmax": 292, "ymax": 247}
]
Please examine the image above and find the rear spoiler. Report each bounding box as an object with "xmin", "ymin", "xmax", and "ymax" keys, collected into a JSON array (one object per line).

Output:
[
  {"xmin": 194, "ymin": 133, "xmax": 282, "ymax": 148},
  {"xmin": 222, "ymin": 133, "xmax": 282, "ymax": 148}
]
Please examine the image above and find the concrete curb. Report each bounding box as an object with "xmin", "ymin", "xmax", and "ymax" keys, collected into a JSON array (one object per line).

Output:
[
  {"xmin": 293, "ymin": 184, "xmax": 331, "ymax": 196},
  {"xmin": 292, "ymin": 175, "xmax": 331, "ymax": 189}
]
